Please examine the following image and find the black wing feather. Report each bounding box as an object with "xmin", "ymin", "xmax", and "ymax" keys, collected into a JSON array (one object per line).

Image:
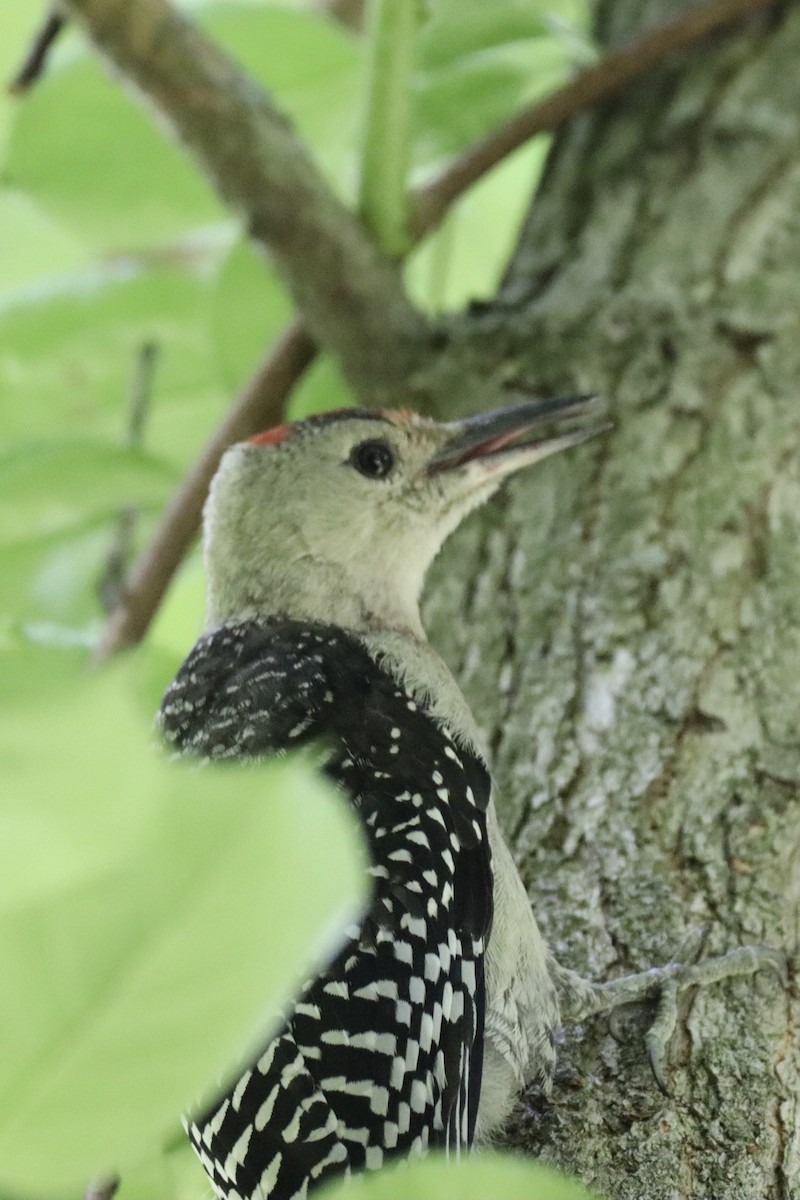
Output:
[{"xmin": 159, "ymin": 617, "xmax": 492, "ymax": 1200}]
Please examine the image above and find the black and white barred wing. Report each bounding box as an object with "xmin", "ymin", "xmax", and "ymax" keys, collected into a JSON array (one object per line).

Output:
[{"xmin": 159, "ymin": 618, "xmax": 493, "ymax": 1200}]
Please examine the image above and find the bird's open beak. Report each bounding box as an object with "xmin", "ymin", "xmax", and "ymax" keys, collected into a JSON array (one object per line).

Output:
[{"xmin": 427, "ymin": 394, "xmax": 610, "ymax": 479}]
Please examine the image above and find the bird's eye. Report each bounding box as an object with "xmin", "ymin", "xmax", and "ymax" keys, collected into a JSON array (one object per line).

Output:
[{"xmin": 349, "ymin": 439, "xmax": 396, "ymax": 480}]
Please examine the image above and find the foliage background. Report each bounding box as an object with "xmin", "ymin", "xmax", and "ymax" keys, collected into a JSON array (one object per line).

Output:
[{"xmin": 0, "ymin": 1, "xmax": 595, "ymax": 1196}]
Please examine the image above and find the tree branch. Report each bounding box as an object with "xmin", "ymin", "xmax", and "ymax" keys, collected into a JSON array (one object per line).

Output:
[
  {"xmin": 410, "ymin": 0, "xmax": 782, "ymax": 237},
  {"xmin": 92, "ymin": 0, "xmax": 780, "ymax": 660},
  {"xmin": 62, "ymin": 0, "xmax": 424, "ymax": 400}
]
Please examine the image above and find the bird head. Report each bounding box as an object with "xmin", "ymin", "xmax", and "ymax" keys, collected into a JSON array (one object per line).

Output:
[{"xmin": 204, "ymin": 397, "xmax": 607, "ymax": 637}]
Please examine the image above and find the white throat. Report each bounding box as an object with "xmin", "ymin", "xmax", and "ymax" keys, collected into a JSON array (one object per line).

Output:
[{"xmin": 205, "ymin": 551, "xmax": 427, "ymax": 642}]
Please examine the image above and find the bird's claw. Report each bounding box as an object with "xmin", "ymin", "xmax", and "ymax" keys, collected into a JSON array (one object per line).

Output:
[
  {"xmin": 563, "ymin": 940, "xmax": 787, "ymax": 1093},
  {"xmin": 644, "ymin": 977, "xmax": 679, "ymax": 1095}
]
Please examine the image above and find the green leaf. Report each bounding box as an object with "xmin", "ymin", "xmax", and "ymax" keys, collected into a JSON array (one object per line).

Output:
[
  {"xmin": 0, "ymin": 190, "xmax": 88, "ymax": 293},
  {"xmin": 148, "ymin": 550, "xmax": 207, "ymax": 669},
  {"xmin": 288, "ymin": 353, "xmax": 353, "ymax": 422},
  {"xmin": 0, "ymin": 6, "xmax": 47, "ymax": 164},
  {"xmin": 114, "ymin": 1138, "xmax": 209, "ymax": 1200},
  {"xmin": 420, "ymin": 0, "xmax": 591, "ymax": 67},
  {"xmin": 320, "ymin": 1152, "xmax": 599, "ymax": 1199},
  {"xmin": 5, "ymin": 56, "xmax": 224, "ymax": 251},
  {"xmin": 406, "ymin": 140, "xmax": 547, "ymax": 313},
  {"xmin": 413, "ymin": 0, "xmax": 592, "ymax": 165},
  {"xmin": 211, "ymin": 237, "xmax": 358, "ymax": 412},
  {"xmin": 0, "ymin": 653, "xmax": 366, "ymax": 1192},
  {"xmin": 0, "ymin": 440, "xmax": 177, "ymax": 547},
  {"xmin": 0, "ymin": 261, "xmax": 222, "ymax": 459},
  {"xmin": 0, "ymin": 520, "xmax": 112, "ymax": 625},
  {"xmin": 4, "ymin": 5, "xmax": 360, "ymax": 252},
  {"xmin": 211, "ymin": 238, "xmax": 293, "ymax": 392},
  {"xmin": 419, "ymin": 0, "xmax": 551, "ymax": 68},
  {"xmin": 415, "ymin": 39, "xmax": 573, "ymax": 162}
]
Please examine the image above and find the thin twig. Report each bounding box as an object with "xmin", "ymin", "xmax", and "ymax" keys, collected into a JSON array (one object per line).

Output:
[
  {"xmin": 96, "ymin": 343, "xmax": 160, "ymax": 613},
  {"xmin": 97, "ymin": 506, "xmax": 139, "ymax": 615},
  {"xmin": 8, "ymin": 4, "xmax": 67, "ymax": 95},
  {"xmin": 127, "ymin": 340, "xmax": 159, "ymax": 449},
  {"xmin": 93, "ymin": 323, "xmax": 316, "ymax": 661},
  {"xmin": 94, "ymin": 0, "xmax": 778, "ymax": 659},
  {"xmin": 410, "ymin": 0, "xmax": 781, "ymax": 237}
]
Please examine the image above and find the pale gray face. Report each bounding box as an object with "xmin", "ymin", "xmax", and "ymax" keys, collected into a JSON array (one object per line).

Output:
[
  {"xmin": 204, "ymin": 409, "xmax": 494, "ymax": 631},
  {"xmin": 240, "ymin": 409, "xmax": 499, "ymax": 545},
  {"xmin": 203, "ymin": 400, "xmax": 605, "ymax": 633}
]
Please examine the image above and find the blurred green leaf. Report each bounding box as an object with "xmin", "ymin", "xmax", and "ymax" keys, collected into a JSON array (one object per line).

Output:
[
  {"xmin": 0, "ymin": 440, "xmax": 177, "ymax": 547},
  {"xmin": 4, "ymin": 5, "xmax": 360, "ymax": 253},
  {"xmin": 406, "ymin": 0, "xmax": 591, "ymax": 307},
  {"xmin": 421, "ymin": 0, "xmax": 591, "ymax": 65},
  {"xmin": 0, "ymin": 259, "xmax": 223, "ymax": 627},
  {"xmin": 414, "ymin": 0, "xmax": 591, "ymax": 164},
  {"xmin": 212, "ymin": 238, "xmax": 293, "ymax": 391},
  {"xmin": 0, "ymin": 520, "xmax": 112, "ymax": 626},
  {"xmin": 420, "ymin": 0, "xmax": 551, "ymax": 68},
  {"xmin": 416, "ymin": 40, "xmax": 571, "ymax": 157},
  {"xmin": 415, "ymin": 40, "xmax": 573, "ymax": 164},
  {"xmin": 289, "ymin": 352, "xmax": 353, "ymax": 422},
  {"xmin": 320, "ymin": 1152, "xmax": 598, "ymax": 1199},
  {"xmin": 0, "ymin": 261, "xmax": 228, "ymax": 485},
  {"xmin": 406, "ymin": 140, "xmax": 547, "ymax": 312},
  {"xmin": 5, "ymin": 57, "xmax": 224, "ymax": 252},
  {"xmin": 148, "ymin": 550, "xmax": 207, "ymax": 669},
  {"xmin": 0, "ymin": 190, "xmax": 88, "ymax": 291},
  {"xmin": 114, "ymin": 1138, "xmax": 210, "ymax": 1200},
  {"xmin": 0, "ymin": 652, "xmax": 366, "ymax": 1192},
  {"xmin": 0, "ymin": 6, "xmax": 45, "ymax": 163}
]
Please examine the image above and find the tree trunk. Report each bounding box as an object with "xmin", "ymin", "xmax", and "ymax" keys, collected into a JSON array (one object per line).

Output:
[{"xmin": 424, "ymin": 3, "xmax": 800, "ymax": 1197}]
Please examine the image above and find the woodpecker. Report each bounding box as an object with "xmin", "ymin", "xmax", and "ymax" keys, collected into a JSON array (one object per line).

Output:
[{"xmin": 159, "ymin": 399, "xmax": 783, "ymax": 1200}]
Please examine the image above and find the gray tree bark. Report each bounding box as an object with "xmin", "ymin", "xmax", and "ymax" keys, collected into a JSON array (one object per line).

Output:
[{"xmin": 424, "ymin": 3, "xmax": 800, "ymax": 1198}]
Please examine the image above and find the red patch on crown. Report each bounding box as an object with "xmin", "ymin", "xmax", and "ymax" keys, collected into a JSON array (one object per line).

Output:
[{"xmin": 249, "ymin": 423, "xmax": 294, "ymax": 446}]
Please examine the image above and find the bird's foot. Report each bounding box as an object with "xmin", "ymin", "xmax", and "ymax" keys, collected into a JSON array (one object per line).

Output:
[{"xmin": 549, "ymin": 933, "xmax": 787, "ymax": 1093}]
